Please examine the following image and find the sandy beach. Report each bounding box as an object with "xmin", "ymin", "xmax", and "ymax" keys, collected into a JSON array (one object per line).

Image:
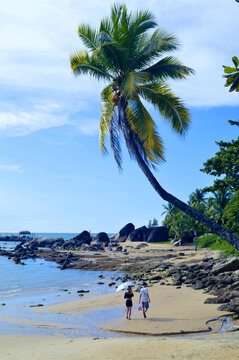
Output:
[
  {"xmin": 1, "ymin": 332, "xmax": 239, "ymax": 360},
  {"xmin": 1, "ymin": 243, "xmax": 239, "ymax": 359},
  {"xmin": 40, "ymin": 283, "xmax": 230, "ymax": 335}
]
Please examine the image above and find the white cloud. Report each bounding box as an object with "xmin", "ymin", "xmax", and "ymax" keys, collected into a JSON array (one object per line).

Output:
[
  {"xmin": 0, "ymin": 164, "xmax": 22, "ymax": 172},
  {"xmin": 0, "ymin": 110, "xmax": 68, "ymax": 136},
  {"xmin": 75, "ymin": 118, "xmax": 99, "ymax": 135},
  {"xmin": 0, "ymin": 0, "xmax": 238, "ymax": 139}
]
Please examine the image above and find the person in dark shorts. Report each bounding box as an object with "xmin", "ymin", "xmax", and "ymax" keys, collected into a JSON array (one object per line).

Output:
[{"xmin": 124, "ymin": 286, "xmax": 134, "ymax": 320}]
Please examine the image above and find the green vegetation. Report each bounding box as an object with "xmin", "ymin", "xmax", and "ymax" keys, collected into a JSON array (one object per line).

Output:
[
  {"xmin": 70, "ymin": 3, "xmax": 239, "ymax": 249},
  {"xmin": 200, "ymin": 120, "xmax": 239, "ymax": 193},
  {"xmin": 197, "ymin": 234, "xmax": 239, "ymax": 257},
  {"xmin": 148, "ymin": 218, "xmax": 158, "ymax": 228},
  {"xmin": 222, "ymin": 191, "xmax": 239, "ymax": 233},
  {"xmin": 223, "ymin": 56, "xmax": 239, "ymax": 92}
]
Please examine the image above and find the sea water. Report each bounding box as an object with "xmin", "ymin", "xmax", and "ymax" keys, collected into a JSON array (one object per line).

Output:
[{"xmin": 0, "ymin": 234, "xmax": 125, "ymax": 338}]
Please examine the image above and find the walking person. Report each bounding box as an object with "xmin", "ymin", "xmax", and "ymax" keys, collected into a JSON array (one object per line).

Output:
[
  {"xmin": 139, "ymin": 282, "xmax": 150, "ymax": 318},
  {"xmin": 124, "ymin": 286, "xmax": 134, "ymax": 320}
]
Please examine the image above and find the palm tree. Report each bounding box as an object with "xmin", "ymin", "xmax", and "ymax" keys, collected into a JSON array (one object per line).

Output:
[
  {"xmin": 70, "ymin": 4, "xmax": 239, "ymax": 249},
  {"xmin": 188, "ymin": 189, "xmax": 205, "ymax": 211},
  {"xmin": 206, "ymin": 190, "xmax": 231, "ymax": 224}
]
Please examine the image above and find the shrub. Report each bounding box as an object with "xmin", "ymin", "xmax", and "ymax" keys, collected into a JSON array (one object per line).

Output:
[{"xmin": 197, "ymin": 234, "xmax": 239, "ymax": 256}]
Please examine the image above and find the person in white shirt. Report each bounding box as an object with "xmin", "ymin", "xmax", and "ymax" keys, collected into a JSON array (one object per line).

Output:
[{"xmin": 139, "ymin": 282, "xmax": 150, "ymax": 318}]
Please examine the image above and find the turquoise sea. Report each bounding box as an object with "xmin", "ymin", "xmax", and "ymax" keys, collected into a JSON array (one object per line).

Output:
[{"xmin": 0, "ymin": 233, "xmax": 125, "ymax": 338}]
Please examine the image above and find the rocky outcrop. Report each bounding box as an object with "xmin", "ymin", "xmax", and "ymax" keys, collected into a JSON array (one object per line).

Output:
[
  {"xmin": 212, "ymin": 256, "xmax": 239, "ymax": 275},
  {"xmin": 128, "ymin": 226, "xmax": 148, "ymax": 242},
  {"xmin": 63, "ymin": 231, "xmax": 92, "ymax": 250},
  {"xmin": 146, "ymin": 226, "xmax": 169, "ymax": 243},
  {"xmin": 114, "ymin": 223, "xmax": 135, "ymax": 242},
  {"xmin": 91, "ymin": 232, "xmax": 109, "ymax": 247},
  {"xmin": 29, "ymin": 237, "xmax": 64, "ymax": 248},
  {"xmin": 73, "ymin": 231, "xmax": 91, "ymax": 245}
]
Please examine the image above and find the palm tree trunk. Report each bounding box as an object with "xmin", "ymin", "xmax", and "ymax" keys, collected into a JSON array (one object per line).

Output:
[{"xmin": 130, "ymin": 135, "xmax": 239, "ymax": 250}]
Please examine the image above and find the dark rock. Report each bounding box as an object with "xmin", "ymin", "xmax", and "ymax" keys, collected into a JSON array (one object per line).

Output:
[
  {"xmin": 115, "ymin": 223, "xmax": 135, "ymax": 242},
  {"xmin": 108, "ymin": 282, "xmax": 116, "ymax": 286},
  {"xmin": 116, "ymin": 246, "xmax": 123, "ymax": 252},
  {"xmin": 91, "ymin": 232, "xmax": 109, "ymax": 246},
  {"xmin": 217, "ymin": 291, "xmax": 239, "ymax": 304},
  {"xmin": 98, "ymin": 282, "xmax": 104, "ymax": 285},
  {"xmin": 217, "ymin": 299, "xmax": 239, "ymax": 313},
  {"xmin": 62, "ymin": 239, "xmax": 75, "ymax": 249},
  {"xmin": 31, "ymin": 237, "xmax": 64, "ymax": 248},
  {"xmin": 173, "ymin": 280, "xmax": 182, "ymax": 286},
  {"xmin": 28, "ymin": 241, "xmax": 39, "ymax": 250},
  {"xmin": 146, "ymin": 226, "xmax": 169, "ymax": 243},
  {"xmin": 212, "ymin": 256, "xmax": 239, "ymax": 275},
  {"xmin": 193, "ymin": 281, "xmax": 205, "ymax": 290},
  {"xmin": 77, "ymin": 290, "xmax": 90, "ymax": 293},
  {"xmin": 128, "ymin": 226, "xmax": 148, "ymax": 242},
  {"xmin": 108, "ymin": 240, "xmax": 119, "ymax": 247},
  {"xmin": 204, "ymin": 297, "xmax": 218, "ymax": 304},
  {"xmin": 150, "ymin": 275, "xmax": 162, "ymax": 281},
  {"xmin": 73, "ymin": 231, "xmax": 91, "ymax": 245},
  {"xmin": 88, "ymin": 244, "xmax": 105, "ymax": 251},
  {"xmin": 80, "ymin": 243, "xmax": 90, "ymax": 251}
]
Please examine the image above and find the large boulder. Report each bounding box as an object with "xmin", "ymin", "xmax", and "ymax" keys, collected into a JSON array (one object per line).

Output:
[
  {"xmin": 63, "ymin": 239, "xmax": 76, "ymax": 249},
  {"xmin": 63, "ymin": 231, "xmax": 92, "ymax": 249},
  {"xmin": 73, "ymin": 231, "xmax": 91, "ymax": 245},
  {"xmin": 115, "ymin": 223, "xmax": 135, "ymax": 242},
  {"xmin": 30, "ymin": 237, "xmax": 64, "ymax": 248},
  {"xmin": 128, "ymin": 226, "xmax": 148, "ymax": 242},
  {"xmin": 212, "ymin": 256, "xmax": 239, "ymax": 275},
  {"xmin": 146, "ymin": 226, "xmax": 169, "ymax": 243},
  {"xmin": 91, "ymin": 232, "xmax": 110, "ymax": 246}
]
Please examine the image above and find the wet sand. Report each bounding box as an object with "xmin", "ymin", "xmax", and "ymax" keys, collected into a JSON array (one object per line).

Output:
[
  {"xmin": 1, "ymin": 333, "xmax": 239, "ymax": 360},
  {"xmin": 40, "ymin": 282, "xmax": 230, "ymax": 335}
]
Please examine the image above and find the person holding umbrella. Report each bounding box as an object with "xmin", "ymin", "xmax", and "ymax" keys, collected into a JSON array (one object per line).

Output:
[{"xmin": 124, "ymin": 285, "xmax": 134, "ymax": 320}]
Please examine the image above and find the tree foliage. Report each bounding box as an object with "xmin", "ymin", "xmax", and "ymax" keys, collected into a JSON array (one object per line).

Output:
[
  {"xmin": 223, "ymin": 56, "xmax": 239, "ymax": 92},
  {"xmin": 148, "ymin": 218, "xmax": 158, "ymax": 228},
  {"xmin": 222, "ymin": 191, "xmax": 239, "ymax": 234},
  {"xmin": 200, "ymin": 120, "xmax": 239, "ymax": 193},
  {"xmin": 70, "ymin": 3, "xmax": 194, "ymax": 170}
]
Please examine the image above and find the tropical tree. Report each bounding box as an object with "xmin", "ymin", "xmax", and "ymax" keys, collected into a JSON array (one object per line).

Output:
[
  {"xmin": 223, "ymin": 56, "xmax": 239, "ymax": 92},
  {"xmin": 148, "ymin": 218, "xmax": 158, "ymax": 228},
  {"xmin": 206, "ymin": 190, "xmax": 231, "ymax": 225},
  {"xmin": 201, "ymin": 120, "xmax": 239, "ymax": 194},
  {"xmin": 188, "ymin": 189, "xmax": 205, "ymax": 212},
  {"xmin": 222, "ymin": 191, "xmax": 239, "ymax": 234},
  {"xmin": 70, "ymin": 4, "xmax": 239, "ymax": 249}
]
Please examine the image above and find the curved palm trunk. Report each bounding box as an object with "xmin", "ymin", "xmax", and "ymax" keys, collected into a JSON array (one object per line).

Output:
[{"xmin": 130, "ymin": 132, "xmax": 239, "ymax": 250}]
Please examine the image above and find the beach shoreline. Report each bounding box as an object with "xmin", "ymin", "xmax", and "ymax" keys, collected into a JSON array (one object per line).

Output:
[{"xmin": 1, "ymin": 243, "xmax": 239, "ymax": 359}]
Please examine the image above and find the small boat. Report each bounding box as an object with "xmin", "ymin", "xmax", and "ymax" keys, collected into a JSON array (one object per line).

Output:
[{"xmin": 0, "ymin": 231, "xmax": 33, "ymax": 242}]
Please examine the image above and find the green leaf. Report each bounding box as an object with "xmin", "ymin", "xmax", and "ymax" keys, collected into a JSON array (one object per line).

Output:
[
  {"xmin": 224, "ymin": 66, "xmax": 237, "ymax": 74},
  {"xmin": 232, "ymin": 56, "xmax": 239, "ymax": 68}
]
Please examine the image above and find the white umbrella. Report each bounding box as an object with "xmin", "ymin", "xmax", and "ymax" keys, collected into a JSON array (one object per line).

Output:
[{"xmin": 116, "ymin": 281, "xmax": 135, "ymax": 292}]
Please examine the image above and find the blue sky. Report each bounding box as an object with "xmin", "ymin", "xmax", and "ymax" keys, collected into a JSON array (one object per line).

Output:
[{"xmin": 0, "ymin": 0, "xmax": 238, "ymax": 233}]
